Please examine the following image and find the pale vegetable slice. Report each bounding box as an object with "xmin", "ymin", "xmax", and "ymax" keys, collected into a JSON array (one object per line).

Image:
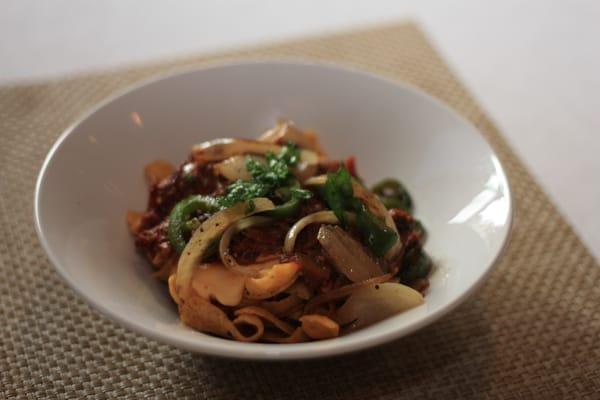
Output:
[
  {"xmin": 190, "ymin": 263, "xmax": 247, "ymax": 306},
  {"xmin": 258, "ymin": 121, "xmax": 327, "ymax": 157},
  {"xmin": 299, "ymin": 314, "xmax": 340, "ymax": 340},
  {"xmin": 283, "ymin": 211, "xmax": 339, "ymax": 254},
  {"xmin": 191, "ymin": 138, "xmax": 318, "ymax": 165},
  {"xmin": 231, "ymin": 314, "xmax": 264, "ymax": 342},
  {"xmin": 213, "ymin": 155, "xmax": 264, "ymax": 182},
  {"xmin": 317, "ymin": 225, "xmax": 383, "ymax": 282},
  {"xmin": 175, "ymin": 198, "xmax": 275, "ymax": 295},
  {"xmin": 244, "ymin": 262, "xmax": 301, "ymax": 300},
  {"xmin": 335, "ymin": 282, "xmax": 424, "ymax": 329},
  {"xmin": 179, "ymin": 291, "xmax": 234, "ymax": 338},
  {"xmin": 303, "ymin": 175, "xmax": 402, "ymax": 260}
]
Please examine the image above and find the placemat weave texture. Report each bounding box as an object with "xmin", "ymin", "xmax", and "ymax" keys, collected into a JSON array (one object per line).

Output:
[{"xmin": 1, "ymin": 23, "xmax": 598, "ymax": 399}]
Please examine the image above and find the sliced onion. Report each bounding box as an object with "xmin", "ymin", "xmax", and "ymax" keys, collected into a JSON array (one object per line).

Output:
[
  {"xmin": 179, "ymin": 287, "xmax": 266, "ymax": 342},
  {"xmin": 303, "ymin": 175, "xmax": 402, "ymax": 260},
  {"xmin": 191, "ymin": 138, "xmax": 318, "ymax": 166},
  {"xmin": 294, "ymin": 162, "xmax": 318, "ymax": 183},
  {"xmin": 258, "ymin": 121, "xmax": 327, "ymax": 157},
  {"xmin": 192, "ymin": 138, "xmax": 279, "ymax": 163},
  {"xmin": 219, "ymin": 216, "xmax": 274, "ymax": 276},
  {"xmin": 175, "ymin": 198, "xmax": 274, "ymax": 295},
  {"xmin": 317, "ymin": 225, "xmax": 383, "ymax": 282},
  {"xmin": 335, "ymin": 282, "xmax": 424, "ymax": 329},
  {"xmin": 283, "ymin": 211, "xmax": 339, "ymax": 254},
  {"xmin": 213, "ymin": 155, "xmax": 264, "ymax": 182},
  {"xmin": 304, "ymin": 274, "xmax": 392, "ymax": 313}
]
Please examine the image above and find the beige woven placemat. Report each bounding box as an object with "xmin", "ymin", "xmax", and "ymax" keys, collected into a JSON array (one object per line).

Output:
[{"xmin": 1, "ymin": 22, "xmax": 598, "ymax": 399}]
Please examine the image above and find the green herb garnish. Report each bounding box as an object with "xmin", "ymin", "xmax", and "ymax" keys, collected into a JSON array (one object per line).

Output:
[
  {"xmin": 323, "ymin": 163, "xmax": 354, "ymax": 225},
  {"xmin": 323, "ymin": 165, "xmax": 398, "ymax": 256},
  {"xmin": 218, "ymin": 143, "xmax": 312, "ymax": 208}
]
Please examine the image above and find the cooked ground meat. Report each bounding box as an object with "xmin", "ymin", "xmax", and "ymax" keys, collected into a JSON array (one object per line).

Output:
[{"xmin": 135, "ymin": 160, "xmax": 226, "ymax": 269}]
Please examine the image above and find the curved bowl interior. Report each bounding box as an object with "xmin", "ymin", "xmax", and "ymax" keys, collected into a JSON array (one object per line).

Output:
[{"xmin": 35, "ymin": 61, "xmax": 511, "ymax": 360}]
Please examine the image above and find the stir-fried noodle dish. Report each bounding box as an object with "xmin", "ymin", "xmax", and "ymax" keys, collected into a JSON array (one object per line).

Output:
[{"xmin": 127, "ymin": 122, "xmax": 432, "ymax": 343}]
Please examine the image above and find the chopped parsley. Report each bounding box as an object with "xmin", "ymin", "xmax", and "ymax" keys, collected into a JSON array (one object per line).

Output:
[{"xmin": 218, "ymin": 143, "xmax": 312, "ymax": 208}]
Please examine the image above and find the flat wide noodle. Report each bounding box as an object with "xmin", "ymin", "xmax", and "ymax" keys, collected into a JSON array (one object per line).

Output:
[
  {"xmin": 234, "ymin": 306, "xmax": 295, "ymax": 335},
  {"xmin": 259, "ymin": 294, "xmax": 304, "ymax": 317},
  {"xmin": 303, "ymin": 175, "xmax": 402, "ymax": 260},
  {"xmin": 179, "ymin": 291, "xmax": 267, "ymax": 342},
  {"xmin": 231, "ymin": 314, "xmax": 264, "ymax": 342},
  {"xmin": 335, "ymin": 282, "xmax": 424, "ymax": 329},
  {"xmin": 262, "ymin": 327, "xmax": 310, "ymax": 344},
  {"xmin": 179, "ymin": 291, "xmax": 234, "ymax": 338}
]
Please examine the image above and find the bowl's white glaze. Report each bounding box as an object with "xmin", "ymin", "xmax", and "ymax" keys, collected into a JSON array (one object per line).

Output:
[{"xmin": 35, "ymin": 61, "xmax": 512, "ymax": 360}]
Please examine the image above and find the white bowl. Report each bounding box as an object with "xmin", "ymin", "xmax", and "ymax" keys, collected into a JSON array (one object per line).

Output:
[{"xmin": 35, "ymin": 61, "xmax": 512, "ymax": 360}]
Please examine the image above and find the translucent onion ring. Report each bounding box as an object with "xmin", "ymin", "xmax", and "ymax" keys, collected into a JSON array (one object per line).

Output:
[
  {"xmin": 283, "ymin": 211, "xmax": 339, "ymax": 254},
  {"xmin": 219, "ymin": 216, "xmax": 274, "ymax": 276},
  {"xmin": 304, "ymin": 174, "xmax": 402, "ymax": 260}
]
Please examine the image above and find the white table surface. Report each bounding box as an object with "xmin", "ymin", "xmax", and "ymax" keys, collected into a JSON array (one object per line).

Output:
[{"xmin": 2, "ymin": 0, "xmax": 598, "ymax": 260}]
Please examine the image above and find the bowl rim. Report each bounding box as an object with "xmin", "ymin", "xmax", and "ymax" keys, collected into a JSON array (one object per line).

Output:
[{"xmin": 34, "ymin": 59, "xmax": 513, "ymax": 360}]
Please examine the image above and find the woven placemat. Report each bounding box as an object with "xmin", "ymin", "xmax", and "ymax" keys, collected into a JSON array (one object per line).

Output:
[{"xmin": 1, "ymin": 22, "xmax": 598, "ymax": 399}]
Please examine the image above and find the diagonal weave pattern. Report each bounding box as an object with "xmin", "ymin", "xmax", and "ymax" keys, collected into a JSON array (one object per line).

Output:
[{"xmin": 1, "ymin": 23, "xmax": 598, "ymax": 399}]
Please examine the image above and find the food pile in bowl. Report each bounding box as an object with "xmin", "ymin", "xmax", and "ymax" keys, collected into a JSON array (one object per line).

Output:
[{"xmin": 127, "ymin": 121, "xmax": 432, "ymax": 343}]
